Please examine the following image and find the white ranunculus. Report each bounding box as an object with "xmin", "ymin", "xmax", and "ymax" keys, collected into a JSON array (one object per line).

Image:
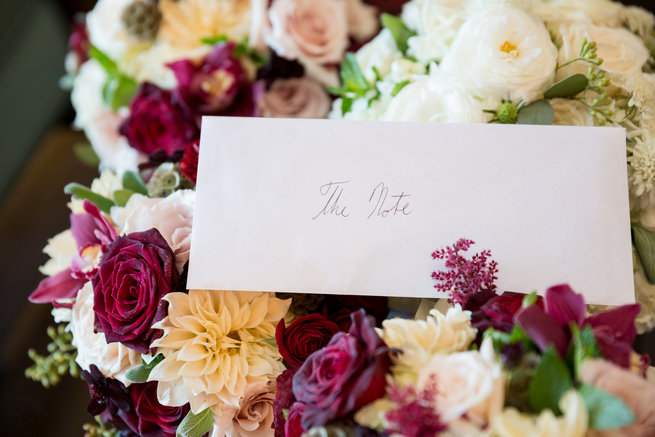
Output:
[
  {"xmin": 355, "ymin": 29, "xmax": 403, "ymax": 83},
  {"xmin": 71, "ymin": 283, "xmax": 142, "ymax": 385},
  {"xmin": 382, "ymin": 74, "xmax": 486, "ymax": 123},
  {"xmin": 550, "ymin": 98, "xmax": 595, "ymax": 126},
  {"xmin": 556, "ymin": 21, "xmax": 650, "ymax": 81},
  {"xmin": 117, "ymin": 190, "xmax": 195, "ymax": 272},
  {"xmin": 440, "ymin": 4, "xmax": 557, "ymax": 103},
  {"xmin": 39, "ymin": 230, "xmax": 77, "ymax": 277},
  {"xmin": 86, "ymin": 0, "xmax": 132, "ymax": 62},
  {"xmin": 71, "ymin": 60, "xmax": 107, "ymax": 129},
  {"xmin": 417, "ymin": 338, "xmax": 504, "ymax": 425},
  {"xmin": 529, "ymin": 0, "xmax": 624, "ymax": 28},
  {"xmin": 402, "ymin": 0, "xmax": 471, "ymax": 64},
  {"xmin": 622, "ymin": 6, "xmax": 655, "ymax": 41}
]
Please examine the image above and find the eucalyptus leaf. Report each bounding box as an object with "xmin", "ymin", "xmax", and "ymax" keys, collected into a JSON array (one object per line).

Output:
[
  {"xmin": 103, "ymin": 75, "xmax": 138, "ymax": 111},
  {"xmin": 73, "ymin": 143, "xmax": 100, "ymax": 167},
  {"xmin": 125, "ymin": 354, "xmax": 164, "ymax": 383},
  {"xmin": 580, "ymin": 384, "xmax": 635, "ymax": 430},
  {"xmin": 112, "ymin": 189, "xmax": 135, "ymax": 207},
  {"xmin": 89, "ymin": 45, "xmax": 118, "ymax": 74},
  {"xmin": 632, "ymin": 224, "xmax": 655, "ymax": 284},
  {"xmin": 201, "ymin": 35, "xmax": 229, "ymax": 45},
  {"xmin": 381, "ymin": 13, "xmax": 416, "ymax": 54},
  {"xmin": 517, "ymin": 100, "xmax": 554, "ymax": 125},
  {"xmin": 177, "ymin": 408, "xmax": 214, "ymax": 437},
  {"xmin": 122, "ymin": 171, "xmax": 149, "ymax": 195},
  {"xmin": 528, "ymin": 345, "xmax": 573, "ymax": 414},
  {"xmin": 340, "ymin": 53, "xmax": 371, "ymax": 95},
  {"xmin": 544, "ymin": 74, "xmax": 588, "ymax": 99},
  {"xmin": 64, "ymin": 183, "xmax": 115, "ymax": 214}
]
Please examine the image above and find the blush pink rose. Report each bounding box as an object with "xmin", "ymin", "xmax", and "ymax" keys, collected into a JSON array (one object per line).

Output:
[{"xmin": 260, "ymin": 78, "xmax": 331, "ymax": 118}]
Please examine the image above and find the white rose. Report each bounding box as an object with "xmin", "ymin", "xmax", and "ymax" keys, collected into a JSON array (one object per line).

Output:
[
  {"xmin": 260, "ymin": 78, "xmax": 331, "ymax": 118},
  {"xmin": 402, "ymin": 0, "xmax": 471, "ymax": 64},
  {"xmin": 211, "ymin": 383, "xmax": 276, "ymax": 437},
  {"xmin": 417, "ymin": 338, "xmax": 504, "ymax": 425},
  {"xmin": 440, "ymin": 4, "xmax": 557, "ymax": 103},
  {"xmin": 382, "ymin": 74, "xmax": 486, "ymax": 123},
  {"xmin": 550, "ymin": 98, "xmax": 595, "ymax": 126},
  {"xmin": 71, "ymin": 283, "xmax": 142, "ymax": 385},
  {"xmin": 264, "ymin": 0, "xmax": 348, "ymax": 86},
  {"xmin": 117, "ymin": 190, "xmax": 195, "ymax": 272},
  {"xmin": 355, "ymin": 29, "xmax": 403, "ymax": 83},
  {"xmin": 556, "ymin": 21, "xmax": 650, "ymax": 81},
  {"xmin": 86, "ymin": 0, "xmax": 132, "ymax": 62}
]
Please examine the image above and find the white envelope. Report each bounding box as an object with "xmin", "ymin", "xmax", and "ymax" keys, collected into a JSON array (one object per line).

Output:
[{"xmin": 188, "ymin": 117, "xmax": 634, "ymax": 305}]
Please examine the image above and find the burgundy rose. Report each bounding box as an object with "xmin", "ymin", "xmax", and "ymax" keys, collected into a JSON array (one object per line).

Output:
[
  {"xmin": 126, "ymin": 382, "xmax": 189, "ymax": 437},
  {"xmin": 180, "ymin": 140, "xmax": 199, "ymax": 185},
  {"xmin": 276, "ymin": 313, "xmax": 340, "ymax": 368},
  {"xmin": 93, "ymin": 229, "xmax": 179, "ymax": 353},
  {"xmin": 273, "ymin": 368, "xmax": 296, "ymax": 437},
  {"xmin": 323, "ymin": 295, "xmax": 389, "ymax": 328},
  {"xmin": 292, "ymin": 310, "xmax": 391, "ymax": 429},
  {"xmin": 120, "ymin": 83, "xmax": 199, "ymax": 156},
  {"xmin": 168, "ymin": 43, "xmax": 260, "ymax": 119},
  {"xmin": 285, "ymin": 402, "xmax": 306, "ymax": 437}
]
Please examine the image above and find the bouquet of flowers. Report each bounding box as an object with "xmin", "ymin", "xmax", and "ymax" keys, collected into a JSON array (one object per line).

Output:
[{"xmin": 327, "ymin": 0, "xmax": 655, "ymax": 331}]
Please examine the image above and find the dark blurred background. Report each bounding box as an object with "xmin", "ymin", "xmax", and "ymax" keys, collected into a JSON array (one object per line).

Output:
[{"xmin": 0, "ymin": 0, "xmax": 654, "ymax": 435}]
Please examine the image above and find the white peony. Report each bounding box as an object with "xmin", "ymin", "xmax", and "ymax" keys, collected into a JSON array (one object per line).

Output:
[
  {"xmin": 70, "ymin": 283, "xmax": 142, "ymax": 385},
  {"xmin": 382, "ymin": 74, "xmax": 486, "ymax": 123},
  {"xmin": 355, "ymin": 29, "xmax": 403, "ymax": 83},
  {"xmin": 86, "ymin": 0, "xmax": 133, "ymax": 63},
  {"xmin": 440, "ymin": 4, "xmax": 557, "ymax": 103},
  {"xmin": 402, "ymin": 0, "xmax": 471, "ymax": 64}
]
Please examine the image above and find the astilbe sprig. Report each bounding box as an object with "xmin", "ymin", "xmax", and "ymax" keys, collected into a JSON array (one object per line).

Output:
[
  {"xmin": 385, "ymin": 378, "xmax": 446, "ymax": 437},
  {"xmin": 431, "ymin": 238, "xmax": 498, "ymax": 306}
]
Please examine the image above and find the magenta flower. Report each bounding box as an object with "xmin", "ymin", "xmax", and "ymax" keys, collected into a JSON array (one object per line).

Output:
[{"xmin": 515, "ymin": 284, "xmax": 644, "ymax": 370}]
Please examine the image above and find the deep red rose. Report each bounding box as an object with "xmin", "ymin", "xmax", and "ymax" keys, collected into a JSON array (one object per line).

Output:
[
  {"xmin": 124, "ymin": 382, "xmax": 189, "ymax": 437},
  {"xmin": 273, "ymin": 369, "xmax": 297, "ymax": 437},
  {"xmin": 276, "ymin": 313, "xmax": 340, "ymax": 368},
  {"xmin": 284, "ymin": 402, "xmax": 306, "ymax": 437},
  {"xmin": 292, "ymin": 310, "xmax": 391, "ymax": 429},
  {"xmin": 120, "ymin": 83, "xmax": 199, "ymax": 156},
  {"xmin": 180, "ymin": 140, "xmax": 200, "ymax": 185},
  {"xmin": 93, "ymin": 229, "xmax": 179, "ymax": 353},
  {"xmin": 168, "ymin": 43, "xmax": 260, "ymax": 120}
]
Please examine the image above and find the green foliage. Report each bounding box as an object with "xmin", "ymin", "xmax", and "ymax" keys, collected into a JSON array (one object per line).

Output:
[
  {"xmin": 64, "ymin": 182, "xmax": 115, "ymax": 213},
  {"xmin": 580, "ymin": 384, "xmax": 635, "ymax": 430},
  {"xmin": 522, "ymin": 292, "xmax": 538, "ymax": 308},
  {"xmin": 122, "ymin": 170, "xmax": 149, "ymax": 195},
  {"xmin": 632, "ymin": 224, "xmax": 655, "ymax": 284},
  {"xmin": 112, "ymin": 189, "xmax": 135, "ymax": 207},
  {"xmin": 568, "ymin": 324, "xmax": 601, "ymax": 380},
  {"xmin": 381, "ymin": 13, "xmax": 416, "ymax": 54},
  {"xmin": 528, "ymin": 345, "xmax": 573, "ymax": 414},
  {"xmin": 177, "ymin": 408, "xmax": 214, "ymax": 437},
  {"xmin": 543, "ymin": 74, "xmax": 588, "ymax": 99},
  {"xmin": 517, "ymin": 100, "xmax": 554, "ymax": 125},
  {"xmin": 496, "ymin": 102, "xmax": 519, "ymax": 124},
  {"xmin": 391, "ymin": 80, "xmax": 410, "ymax": 97},
  {"xmin": 327, "ymin": 53, "xmax": 378, "ymax": 116},
  {"xmin": 25, "ymin": 325, "xmax": 79, "ymax": 388},
  {"xmin": 125, "ymin": 354, "xmax": 165, "ymax": 383},
  {"xmin": 83, "ymin": 416, "xmax": 120, "ymax": 437},
  {"xmin": 201, "ymin": 35, "xmax": 268, "ymax": 67},
  {"xmin": 90, "ymin": 45, "xmax": 138, "ymax": 110},
  {"xmin": 73, "ymin": 143, "xmax": 100, "ymax": 167}
]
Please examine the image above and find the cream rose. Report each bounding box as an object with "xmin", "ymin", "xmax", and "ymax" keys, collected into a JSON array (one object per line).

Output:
[
  {"xmin": 70, "ymin": 282, "xmax": 142, "ymax": 385},
  {"xmin": 264, "ymin": 0, "xmax": 348, "ymax": 86},
  {"xmin": 417, "ymin": 338, "xmax": 504, "ymax": 425},
  {"xmin": 115, "ymin": 190, "xmax": 194, "ymax": 273},
  {"xmin": 382, "ymin": 74, "xmax": 486, "ymax": 123},
  {"xmin": 550, "ymin": 98, "xmax": 595, "ymax": 126},
  {"xmin": 402, "ymin": 0, "xmax": 471, "ymax": 64},
  {"xmin": 440, "ymin": 4, "xmax": 557, "ymax": 103},
  {"xmin": 86, "ymin": 0, "xmax": 132, "ymax": 62},
  {"xmin": 211, "ymin": 383, "xmax": 276, "ymax": 437},
  {"xmin": 346, "ymin": 0, "xmax": 378, "ymax": 42},
  {"xmin": 530, "ymin": 0, "xmax": 624, "ymax": 28},
  {"xmin": 556, "ymin": 21, "xmax": 650, "ymax": 81},
  {"xmin": 260, "ymin": 78, "xmax": 331, "ymax": 118}
]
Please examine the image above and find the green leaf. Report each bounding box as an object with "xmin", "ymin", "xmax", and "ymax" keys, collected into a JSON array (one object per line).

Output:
[
  {"xmin": 528, "ymin": 345, "xmax": 573, "ymax": 414},
  {"xmin": 508, "ymin": 325, "xmax": 532, "ymax": 346},
  {"xmin": 517, "ymin": 100, "xmax": 554, "ymax": 125},
  {"xmin": 112, "ymin": 189, "xmax": 135, "ymax": 207},
  {"xmin": 570, "ymin": 324, "xmax": 600, "ymax": 380},
  {"xmin": 340, "ymin": 53, "xmax": 371, "ymax": 96},
  {"xmin": 381, "ymin": 13, "xmax": 416, "ymax": 54},
  {"xmin": 125, "ymin": 354, "xmax": 164, "ymax": 383},
  {"xmin": 544, "ymin": 74, "xmax": 589, "ymax": 99},
  {"xmin": 261, "ymin": 337, "xmax": 277, "ymax": 347},
  {"xmin": 89, "ymin": 45, "xmax": 118, "ymax": 74},
  {"xmin": 580, "ymin": 384, "xmax": 635, "ymax": 430},
  {"xmin": 391, "ymin": 80, "xmax": 410, "ymax": 97},
  {"xmin": 73, "ymin": 143, "xmax": 100, "ymax": 167},
  {"xmin": 122, "ymin": 171, "xmax": 148, "ymax": 195},
  {"xmin": 201, "ymin": 35, "xmax": 229, "ymax": 45},
  {"xmin": 64, "ymin": 183, "xmax": 115, "ymax": 214},
  {"xmin": 340, "ymin": 97, "xmax": 354, "ymax": 116},
  {"xmin": 103, "ymin": 75, "xmax": 138, "ymax": 111},
  {"xmin": 632, "ymin": 224, "xmax": 655, "ymax": 284},
  {"xmin": 177, "ymin": 408, "xmax": 214, "ymax": 437},
  {"xmin": 521, "ymin": 292, "xmax": 538, "ymax": 308}
]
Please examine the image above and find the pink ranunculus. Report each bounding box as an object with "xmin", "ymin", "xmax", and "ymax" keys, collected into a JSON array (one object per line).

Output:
[
  {"xmin": 292, "ymin": 309, "xmax": 391, "ymax": 429},
  {"xmin": 92, "ymin": 229, "xmax": 178, "ymax": 353},
  {"xmin": 260, "ymin": 78, "xmax": 331, "ymax": 118},
  {"xmin": 167, "ymin": 43, "xmax": 260, "ymax": 120},
  {"xmin": 127, "ymin": 382, "xmax": 189, "ymax": 437},
  {"xmin": 119, "ymin": 83, "xmax": 199, "ymax": 157}
]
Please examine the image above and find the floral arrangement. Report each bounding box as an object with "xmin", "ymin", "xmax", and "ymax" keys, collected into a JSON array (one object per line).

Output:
[{"xmin": 327, "ymin": 0, "xmax": 655, "ymax": 331}]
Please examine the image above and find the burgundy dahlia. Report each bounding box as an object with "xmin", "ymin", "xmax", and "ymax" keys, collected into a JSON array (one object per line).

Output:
[
  {"xmin": 273, "ymin": 368, "xmax": 297, "ymax": 437},
  {"xmin": 119, "ymin": 83, "xmax": 199, "ymax": 156},
  {"xmin": 292, "ymin": 310, "xmax": 391, "ymax": 429},
  {"xmin": 127, "ymin": 382, "xmax": 189, "ymax": 437},
  {"xmin": 276, "ymin": 313, "xmax": 340, "ymax": 368},
  {"xmin": 92, "ymin": 229, "xmax": 178, "ymax": 353}
]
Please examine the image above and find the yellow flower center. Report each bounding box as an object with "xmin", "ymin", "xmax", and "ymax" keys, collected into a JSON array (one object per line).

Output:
[
  {"xmin": 500, "ymin": 40, "xmax": 519, "ymax": 57},
  {"xmin": 201, "ymin": 70, "xmax": 235, "ymax": 97}
]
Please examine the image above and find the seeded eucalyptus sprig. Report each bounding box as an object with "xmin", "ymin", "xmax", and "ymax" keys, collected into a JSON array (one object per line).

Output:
[
  {"xmin": 25, "ymin": 325, "xmax": 79, "ymax": 388},
  {"xmin": 83, "ymin": 416, "xmax": 120, "ymax": 437}
]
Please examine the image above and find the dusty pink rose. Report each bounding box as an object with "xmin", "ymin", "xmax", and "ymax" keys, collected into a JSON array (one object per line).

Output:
[
  {"xmin": 265, "ymin": 0, "xmax": 348, "ymax": 85},
  {"xmin": 581, "ymin": 359, "xmax": 655, "ymax": 437},
  {"xmin": 212, "ymin": 383, "xmax": 276, "ymax": 437},
  {"xmin": 260, "ymin": 78, "xmax": 331, "ymax": 118}
]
